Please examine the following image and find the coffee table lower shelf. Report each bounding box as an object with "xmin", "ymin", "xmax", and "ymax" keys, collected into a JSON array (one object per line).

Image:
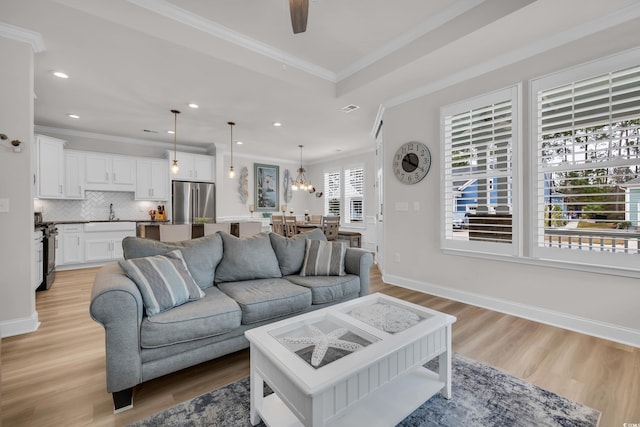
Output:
[{"xmin": 258, "ymin": 366, "xmax": 444, "ymax": 427}]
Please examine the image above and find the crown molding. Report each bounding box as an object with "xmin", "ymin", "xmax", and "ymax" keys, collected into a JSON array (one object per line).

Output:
[
  {"xmin": 127, "ymin": 0, "xmax": 336, "ymax": 82},
  {"xmin": 336, "ymin": 0, "xmax": 485, "ymax": 81},
  {"xmin": 34, "ymin": 125, "xmax": 210, "ymax": 153},
  {"xmin": 0, "ymin": 22, "xmax": 45, "ymax": 53},
  {"xmin": 383, "ymin": 2, "xmax": 640, "ymax": 109}
]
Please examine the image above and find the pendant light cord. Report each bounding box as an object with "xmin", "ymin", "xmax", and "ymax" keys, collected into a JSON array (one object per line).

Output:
[
  {"xmin": 228, "ymin": 121, "xmax": 236, "ymax": 178},
  {"xmin": 170, "ymin": 109, "xmax": 181, "ymax": 174}
]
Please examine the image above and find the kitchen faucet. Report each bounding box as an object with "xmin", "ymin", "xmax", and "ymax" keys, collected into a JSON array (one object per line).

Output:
[{"xmin": 108, "ymin": 203, "xmax": 118, "ymax": 221}]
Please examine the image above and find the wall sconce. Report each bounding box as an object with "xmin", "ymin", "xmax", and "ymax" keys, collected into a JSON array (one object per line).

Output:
[{"xmin": 1, "ymin": 133, "xmax": 22, "ymax": 153}]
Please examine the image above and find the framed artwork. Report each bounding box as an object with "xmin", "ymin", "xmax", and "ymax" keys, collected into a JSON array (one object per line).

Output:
[{"xmin": 254, "ymin": 163, "xmax": 279, "ymax": 211}]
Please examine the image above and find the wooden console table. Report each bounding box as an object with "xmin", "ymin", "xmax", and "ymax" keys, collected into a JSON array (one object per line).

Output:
[{"xmin": 336, "ymin": 231, "xmax": 362, "ymax": 248}]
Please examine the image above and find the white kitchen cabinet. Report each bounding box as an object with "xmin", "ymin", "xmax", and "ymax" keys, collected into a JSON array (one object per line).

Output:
[
  {"xmin": 85, "ymin": 154, "xmax": 135, "ymax": 191},
  {"xmin": 136, "ymin": 159, "xmax": 169, "ymax": 200},
  {"xmin": 168, "ymin": 151, "xmax": 214, "ymax": 181},
  {"xmin": 60, "ymin": 224, "xmax": 84, "ymax": 264},
  {"xmin": 64, "ymin": 151, "xmax": 85, "ymax": 199},
  {"xmin": 36, "ymin": 135, "xmax": 66, "ymax": 199},
  {"xmin": 84, "ymin": 238, "xmax": 117, "ymax": 262},
  {"xmin": 83, "ymin": 222, "xmax": 136, "ymax": 262},
  {"xmin": 193, "ymin": 155, "xmax": 214, "ymax": 181}
]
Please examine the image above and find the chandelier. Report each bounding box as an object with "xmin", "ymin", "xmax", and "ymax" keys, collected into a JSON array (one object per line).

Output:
[
  {"xmin": 170, "ymin": 109, "xmax": 180, "ymax": 175},
  {"xmin": 292, "ymin": 144, "xmax": 312, "ymax": 191}
]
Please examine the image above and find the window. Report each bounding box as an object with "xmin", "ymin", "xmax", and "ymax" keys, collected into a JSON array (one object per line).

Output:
[
  {"xmin": 344, "ymin": 167, "xmax": 364, "ymax": 224},
  {"xmin": 532, "ymin": 52, "xmax": 640, "ymax": 271},
  {"xmin": 323, "ymin": 166, "xmax": 365, "ymax": 225},
  {"xmin": 441, "ymin": 85, "xmax": 521, "ymax": 256},
  {"xmin": 324, "ymin": 170, "xmax": 341, "ymax": 216}
]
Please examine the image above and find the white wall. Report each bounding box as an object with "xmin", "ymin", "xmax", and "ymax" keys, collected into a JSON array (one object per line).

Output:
[
  {"xmin": 0, "ymin": 37, "xmax": 38, "ymax": 337},
  {"xmin": 216, "ymin": 152, "xmax": 306, "ymax": 220},
  {"xmin": 381, "ymin": 20, "xmax": 640, "ymax": 346}
]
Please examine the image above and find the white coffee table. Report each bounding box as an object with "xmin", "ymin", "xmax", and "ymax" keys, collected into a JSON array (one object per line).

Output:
[{"xmin": 245, "ymin": 293, "xmax": 456, "ymax": 427}]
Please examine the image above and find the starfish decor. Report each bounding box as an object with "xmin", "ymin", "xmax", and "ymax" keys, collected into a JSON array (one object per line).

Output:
[{"xmin": 282, "ymin": 325, "xmax": 363, "ymax": 367}]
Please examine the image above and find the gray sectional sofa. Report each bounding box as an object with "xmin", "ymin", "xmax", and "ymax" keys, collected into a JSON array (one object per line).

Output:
[{"xmin": 90, "ymin": 229, "xmax": 374, "ymax": 411}]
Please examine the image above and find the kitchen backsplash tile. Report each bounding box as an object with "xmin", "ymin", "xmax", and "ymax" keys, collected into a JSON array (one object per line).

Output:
[{"xmin": 36, "ymin": 191, "xmax": 165, "ymax": 222}]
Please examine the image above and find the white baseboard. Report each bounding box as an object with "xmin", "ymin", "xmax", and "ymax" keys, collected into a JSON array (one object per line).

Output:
[
  {"xmin": 1, "ymin": 310, "xmax": 40, "ymax": 338},
  {"xmin": 383, "ymin": 273, "xmax": 640, "ymax": 348}
]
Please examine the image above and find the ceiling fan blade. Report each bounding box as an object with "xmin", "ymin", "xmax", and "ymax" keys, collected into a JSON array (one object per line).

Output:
[{"xmin": 289, "ymin": 0, "xmax": 309, "ymax": 34}]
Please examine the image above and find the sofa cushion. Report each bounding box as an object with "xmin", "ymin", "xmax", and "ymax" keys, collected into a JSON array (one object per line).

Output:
[
  {"xmin": 215, "ymin": 232, "xmax": 282, "ymax": 283},
  {"xmin": 122, "ymin": 234, "xmax": 223, "ymax": 289},
  {"xmin": 285, "ymin": 274, "xmax": 360, "ymax": 304},
  {"xmin": 140, "ymin": 286, "xmax": 242, "ymax": 348},
  {"xmin": 300, "ymin": 240, "xmax": 346, "ymax": 277},
  {"xmin": 118, "ymin": 250, "xmax": 204, "ymax": 316},
  {"xmin": 269, "ymin": 228, "xmax": 327, "ymax": 276},
  {"xmin": 217, "ymin": 278, "xmax": 311, "ymax": 324}
]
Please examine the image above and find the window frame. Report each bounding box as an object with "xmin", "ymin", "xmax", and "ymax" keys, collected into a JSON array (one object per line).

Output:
[
  {"xmin": 323, "ymin": 164, "xmax": 366, "ymax": 227},
  {"xmin": 440, "ymin": 84, "xmax": 523, "ymax": 257},
  {"xmin": 344, "ymin": 166, "xmax": 365, "ymax": 225},
  {"xmin": 324, "ymin": 169, "xmax": 341, "ymax": 218},
  {"xmin": 529, "ymin": 48, "xmax": 640, "ymax": 272}
]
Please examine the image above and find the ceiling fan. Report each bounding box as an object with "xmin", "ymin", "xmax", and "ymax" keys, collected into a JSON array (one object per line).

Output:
[{"xmin": 289, "ymin": 0, "xmax": 309, "ymax": 34}]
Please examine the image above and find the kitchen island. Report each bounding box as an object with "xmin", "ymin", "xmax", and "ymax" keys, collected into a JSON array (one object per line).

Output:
[{"xmin": 136, "ymin": 222, "xmax": 240, "ymax": 240}]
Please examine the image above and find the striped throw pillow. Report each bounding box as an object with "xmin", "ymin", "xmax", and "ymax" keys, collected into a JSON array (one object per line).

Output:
[
  {"xmin": 300, "ymin": 240, "xmax": 346, "ymax": 276},
  {"xmin": 118, "ymin": 249, "xmax": 204, "ymax": 316}
]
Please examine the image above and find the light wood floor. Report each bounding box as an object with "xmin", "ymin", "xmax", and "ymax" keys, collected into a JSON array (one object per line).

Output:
[{"xmin": 1, "ymin": 266, "xmax": 638, "ymax": 427}]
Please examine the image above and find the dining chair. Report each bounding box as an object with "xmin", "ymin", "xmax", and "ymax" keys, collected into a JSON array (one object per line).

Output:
[
  {"xmin": 271, "ymin": 215, "xmax": 286, "ymax": 236},
  {"xmin": 284, "ymin": 216, "xmax": 298, "ymax": 237},
  {"xmin": 321, "ymin": 216, "xmax": 340, "ymax": 241},
  {"xmin": 310, "ymin": 214, "xmax": 322, "ymax": 224},
  {"xmin": 238, "ymin": 221, "xmax": 263, "ymax": 238},
  {"xmin": 203, "ymin": 222, "xmax": 231, "ymax": 236},
  {"xmin": 159, "ymin": 224, "xmax": 192, "ymax": 242}
]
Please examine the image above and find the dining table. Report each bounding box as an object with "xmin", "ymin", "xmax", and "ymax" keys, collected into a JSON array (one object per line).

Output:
[
  {"xmin": 294, "ymin": 221, "xmax": 362, "ymax": 248},
  {"xmin": 296, "ymin": 222, "xmax": 321, "ymax": 231}
]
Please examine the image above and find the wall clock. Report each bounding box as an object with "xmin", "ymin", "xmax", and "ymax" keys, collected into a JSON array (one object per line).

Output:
[{"xmin": 393, "ymin": 141, "xmax": 431, "ymax": 184}]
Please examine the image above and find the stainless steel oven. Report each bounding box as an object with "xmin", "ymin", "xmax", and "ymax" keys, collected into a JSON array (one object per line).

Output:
[{"xmin": 37, "ymin": 223, "xmax": 58, "ymax": 291}]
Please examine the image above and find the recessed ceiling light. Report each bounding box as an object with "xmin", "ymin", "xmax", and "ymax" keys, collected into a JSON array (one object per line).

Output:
[
  {"xmin": 52, "ymin": 71, "xmax": 69, "ymax": 79},
  {"xmin": 273, "ymin": 122, "xmax": 282, "ymax": 127},
  {"xmin": 167, "ymin": 130, "xmax": 175, "ymax": 134},
  {"xmin": 188, "ymin": 103, "xmax": 199, "ymax": 109},
  {"xmin": 236, "ymin": 141, "xmax": 243, "ymax": 145},
  {"xmin": 67, "ymin": 113, "xmax": 80, "ymax": 119}
]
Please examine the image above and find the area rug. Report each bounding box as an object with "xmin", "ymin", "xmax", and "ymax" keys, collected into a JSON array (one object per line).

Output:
[{"xmin": 129, "ymin": 353, "xmax": 600, "ymax": 427}]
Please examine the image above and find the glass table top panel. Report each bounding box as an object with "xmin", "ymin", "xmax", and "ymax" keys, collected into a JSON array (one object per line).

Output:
[
  {"xmin": 269, "ymin": 316, "xmax": 378, "ymax": 369},
  {"xmin": 346, "ymin": 300, "xmax": 432, "ymax": 334}
]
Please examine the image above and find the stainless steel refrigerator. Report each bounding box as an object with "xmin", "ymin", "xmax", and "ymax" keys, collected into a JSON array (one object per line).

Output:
[{"xmin": 171, "ymin": 180, "xmax": 215, "ymax": 224}]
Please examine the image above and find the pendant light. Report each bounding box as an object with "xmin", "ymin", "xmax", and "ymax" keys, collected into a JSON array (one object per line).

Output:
[
  {"xmin": 228, "ymin": 121, "xmax": 236, "ymax": 178},
  {"xmin": 292, "ymin": 144, "xmax": 311, "ymax": 191},
  {"xmin": 170, "ymin": 109, "xmax": 181, "ymax": 175}
]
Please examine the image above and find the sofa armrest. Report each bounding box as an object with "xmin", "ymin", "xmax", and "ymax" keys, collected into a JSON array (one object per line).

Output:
[
  {"xmin": 90, "ymin": 262, "xmax": 144, "ymax": 393},
  {"xmin": 344, "ymin": 248, "xmax": 374, "ymax": 297}
]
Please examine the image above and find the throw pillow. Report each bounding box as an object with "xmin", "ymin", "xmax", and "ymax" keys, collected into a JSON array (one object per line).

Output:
[
  {"xmin": 300, "ymin": 239, "xmax": 346, "ymax": 277},
  {"xmin": 215, "ymin": 232, "xmax": 282, "ymax": 283},
  {"xmin": 122, "ymin": 234, "xmax": 223, "ymax": 289},
  {"xmin": 118, "ymin": 249, "xmax": 205, "ymax": 316},
  {"xmin": 269, "ymin": 228, "xmax": 327, "ymax": 275}
]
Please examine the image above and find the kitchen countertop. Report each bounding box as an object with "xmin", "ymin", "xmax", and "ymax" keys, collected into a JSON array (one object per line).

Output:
[{"xmin": 39, "ymin": 219, "xmax": 170, "ymax": 225}]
